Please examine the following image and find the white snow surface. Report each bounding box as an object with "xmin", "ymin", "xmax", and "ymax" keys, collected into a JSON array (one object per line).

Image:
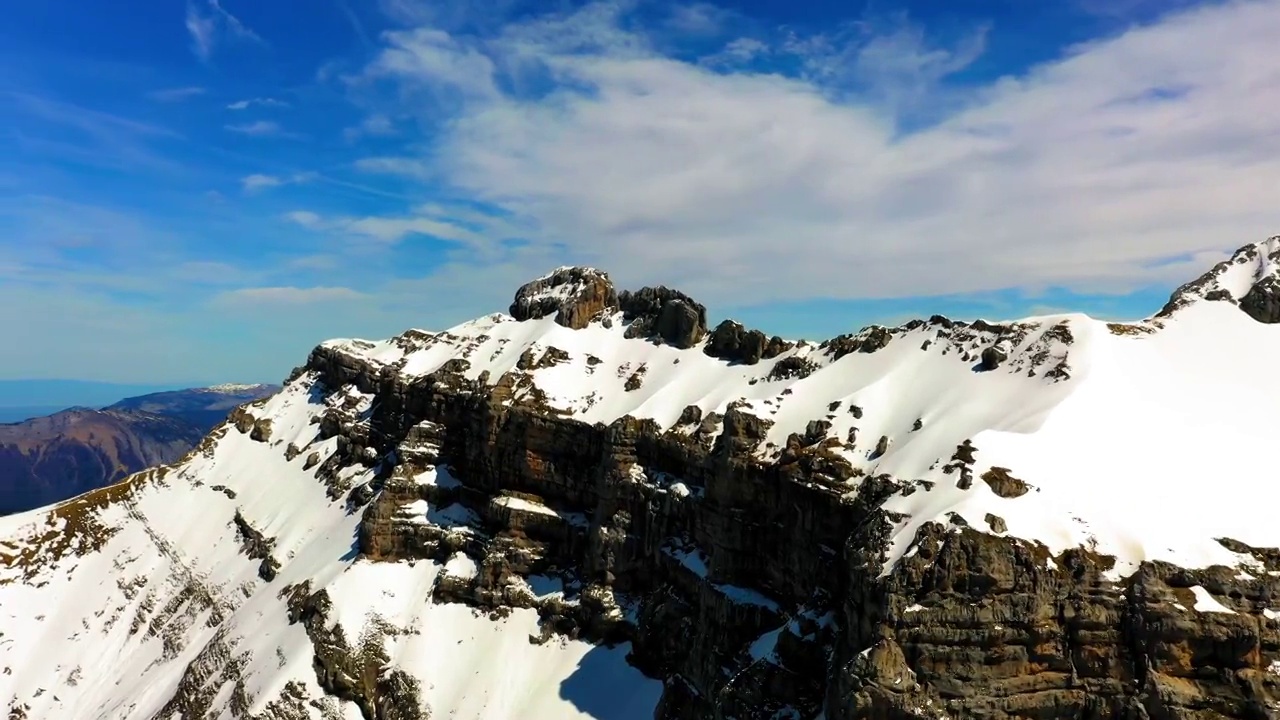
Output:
[
  {"xmin": 4, "ymin": 241, "xmax": 1280, "ymax": 717},
  {"xmin": 0, "ymin": 377, "xmax": 660, "ymax": 719}
]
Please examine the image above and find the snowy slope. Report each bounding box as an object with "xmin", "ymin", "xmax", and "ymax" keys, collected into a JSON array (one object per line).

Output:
[
  {"xmin": 1, "ymin": 238, "xmax": 1279, "ymax": 718},
  {"xmin": 0, "ymin": 381, "xmax": 661, "ymax": 719}
]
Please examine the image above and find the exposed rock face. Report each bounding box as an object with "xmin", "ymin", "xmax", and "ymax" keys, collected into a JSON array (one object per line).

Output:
[
  {"xmin": 619, "ymin": 286, "xmax": 709, "ymax": 348},
  {"xmin": 509, "ymin": 266, "xmax": 619, "ymax": 329},
  {"xmin": 835, "ymin": 528, "xmax": 1280, "ymax": 720},
  {"xmin": 704, "ymin": 319, "xmax": 793, "ymax": 365},
  {"xmin": 1240, "ymin": 276, "xmax": 1280, "ymax": 324},
  {"xmin": 297, "ymin": 340, "xmax": 1280, "ymax": 720},
  {"xmin": 981, "ymin": 466, "xmax": 1030, "ymax": 498},
  {"xmin": 980, "ymin": 344, "xmax": 1008, "ymax": 370}
]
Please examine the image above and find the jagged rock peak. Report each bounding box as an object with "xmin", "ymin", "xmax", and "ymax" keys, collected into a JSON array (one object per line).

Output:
[
  {"xmin": 703, "ymin": 319, "xmax": 793, "ymax": 365},
  {"xmin": 507, "ymin": 266, "xmax": 717, "ymax": 348},
  {"xmin": 509, "ymin": 266, "xmax": 619, "ymax": 330},
  {"xmin": 618, "ymin": 285, "xmax": 708, "ymax": 349},
  {"xmin": 1158, "ymin": 235, "xmax": 1280, "ymax": 322}
]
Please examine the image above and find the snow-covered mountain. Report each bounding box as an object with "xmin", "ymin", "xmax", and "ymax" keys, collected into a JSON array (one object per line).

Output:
[{"xmin": 3, "ymin": 240, "xmax": 1280, "ymax": 720}]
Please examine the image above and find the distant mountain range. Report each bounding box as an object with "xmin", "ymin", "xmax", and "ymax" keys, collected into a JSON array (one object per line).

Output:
[{"xmin": 0, "ymin": 383, "xmax": 279, "ymax": 515}]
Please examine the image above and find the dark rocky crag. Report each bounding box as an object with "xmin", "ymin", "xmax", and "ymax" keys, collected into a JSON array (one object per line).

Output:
[{"xmin": 273, "ymin": 262, "xmax": 1280, "ymax": 720}]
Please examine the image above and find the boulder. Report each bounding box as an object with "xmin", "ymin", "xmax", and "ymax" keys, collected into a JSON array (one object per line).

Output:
[{"xmin": 619, "ymin": 286, "xmax": 708, "ymax": 348}]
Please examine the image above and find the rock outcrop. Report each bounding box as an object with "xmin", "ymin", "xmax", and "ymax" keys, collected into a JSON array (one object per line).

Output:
[
  {"xmin": 1240, "ymin": 275, "xmax": 1280, "ymax": 324},
  {"xmin": 704, "ymin": 319, "xmax": 793, "ymax": 365},
  {"xmin": 509, "ymin": 266, "xmax": 619, "ymax": 329},
  {"xmin": 619, "ymin": 286, "xmax": 709, "ymax": 348}
]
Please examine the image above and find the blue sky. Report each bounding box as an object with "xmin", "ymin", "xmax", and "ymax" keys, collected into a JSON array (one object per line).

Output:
[{"xmin": 1, "ymin": 0, "xmax": 1276, "ymax": 385}]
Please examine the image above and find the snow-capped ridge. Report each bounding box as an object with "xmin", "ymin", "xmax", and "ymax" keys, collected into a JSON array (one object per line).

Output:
[
  {"xmin": 317, "ymin": 237, "xmax": 1280, "ymax": 582},
  {"xmin": 204, "ymin": 382, "xmax": 272, "ymax": 393},
  {"xmin": 1158, "ymin": 236, "xmax": 1280, "ymax": 322}
]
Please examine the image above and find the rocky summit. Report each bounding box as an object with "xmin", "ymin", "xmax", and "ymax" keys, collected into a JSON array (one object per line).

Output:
[{"xmin": 3, "ymin": 239, "xmax": 1280, "ymax": 720}]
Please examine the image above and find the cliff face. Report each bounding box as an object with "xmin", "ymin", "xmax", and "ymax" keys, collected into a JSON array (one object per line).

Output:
[{"xmin": 291, "ymin": 333, "xmax": 1280, "ymax": 720}]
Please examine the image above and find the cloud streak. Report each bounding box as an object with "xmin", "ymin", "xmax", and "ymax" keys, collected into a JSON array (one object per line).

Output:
[
  {"xmin": 284, "ymin": 204, "xmax": 492, "ymax": 246},
  {"xmin": 186, "ymin": 4, "xmax": 217, "ymax": 61},
  {"xmin": 224, "ymin": 120, "xmax": 298, "ymax": 138},
  {"xmin": 185, "ymin": 0, "xmax": 264, "ymax": 61},
  {"xmin": 241, "ymin": 172, "xmax": 317, "ymax": 192},
  {"xmin": 226, "ymin": 97, "xmax": 289, "ymax": 110},
  {"xmin": 214, "ymin": 286, "xmax": 368, "ymax": 305},
  {"xmin": 240, "ymin": 173, "xmax": 283, "ymax": 192},
  {"xmin": 147, "ymin": 86, "xmax": 207, "ymax": 102}
]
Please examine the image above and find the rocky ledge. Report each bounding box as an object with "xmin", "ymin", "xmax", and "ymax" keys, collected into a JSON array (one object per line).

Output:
[{"xmin": 258, "ymin": 252, "xmax": 1280, "ymax": 720}]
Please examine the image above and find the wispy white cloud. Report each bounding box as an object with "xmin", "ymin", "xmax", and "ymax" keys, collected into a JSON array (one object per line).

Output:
[
  {"xmin": 701, "ymin": 37, "xmax": 768, "ymax": 66},
  {"xmin": 350, "ymin": 0, "xmax": 1280, "ymax": 306},
  {"xmin": 7, "ymin": 93, "xmax": 180, "ymax": 139},
  {"xmin": 815, "ymin": 16, "xmax": 990, "ymax": 111},
  {"xmin": 363, "ymin": 27, "xmax": 502, "ymax": 106},
  {"xmin": 147, "ymin": 86, "xmax": 207, "ymax": 102},
  {"xmin": 209, "ymin": 0, "xmax": 262, "ymax": 41},
  {"xmin": 284, "ymin": 203, "xmax": 495, "ymax": 247},
  {"xmin": 288, "ymin": 254, "xmax": 341, "ymax": 271},
  {"xmin": 240, "ymin": 173, "xmax": 283, "ymax": 192},
  {"xmin": 4, "ymin": 93, "xmax": 183, "ymax": 173},
  {"xmin": 378, "ymin": 0, "xmax": 435, "ymax": 26},
  {"xmin": 335, "ymin": 0, "xmax": 373, "ymax": 48},
  {"xmin": 284, "ymin": 210, "xmax": 324, "ymax": 228},
  {"xmin": 665, "ymin": 3, "xmax": 735, "ymax": 35},
  {"xmin": 185, "ymin": 4, "xmax": 217, "ymax": 61},
  {"xmin": 213, "ymin": 286, "xmax": 368, "ymax": 305},
  {"xmin": 240, "ymin": 172, "xmax": 316, "ymax": 193},
  {"xmin": 343, "ymin": 114, "xmax": 397, "ymax": 141},
  {"xmin": 185, "ymin": 0, "xmax": 263, "ymax": 61},
  {"xmin": 224, "ymin": 120, "xmax": 298, "ymax": 138},
  {"xmin": 353, "ymin": 155, "xmax": 431, "ymax": 179},
  {"xmin": 344, "ymin": 216, "xmax": 480, "ymax": 244},
  {"xmin": 226, "ymin": 97, "xmax": 289, "ymax": 110},
  {"xmin": 171, "ymin": 260, "xmax": 253, "ymax": 285}
]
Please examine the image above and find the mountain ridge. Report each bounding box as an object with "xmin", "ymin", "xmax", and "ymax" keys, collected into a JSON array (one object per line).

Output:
[
  {"xmin": 1, "ymin": 238, "xmax": 1279, "ymax": 719},
  {"xmin": 0, "ymin": 384, "xmax": 279, "ymax": 515}
]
